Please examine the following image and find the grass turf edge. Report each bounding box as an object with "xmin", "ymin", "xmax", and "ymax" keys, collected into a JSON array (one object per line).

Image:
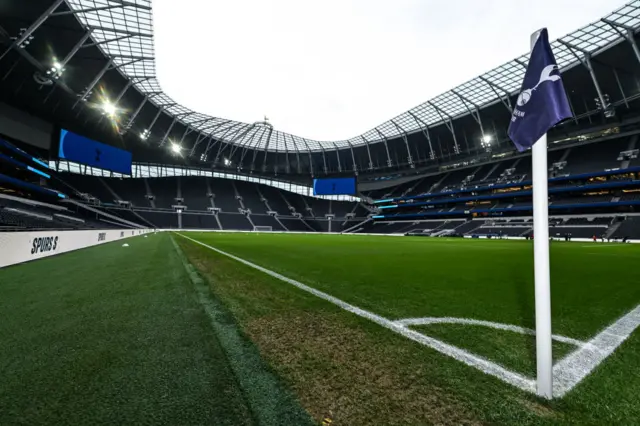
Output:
[{"xmin": 169, "ymin": 235, "xmax": 314, "ymax": 426}]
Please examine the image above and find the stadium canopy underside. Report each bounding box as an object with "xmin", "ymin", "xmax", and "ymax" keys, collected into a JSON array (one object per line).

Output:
[{"xmin": 2, "ymin": 0, "xmax": 640, "ymax": 180}]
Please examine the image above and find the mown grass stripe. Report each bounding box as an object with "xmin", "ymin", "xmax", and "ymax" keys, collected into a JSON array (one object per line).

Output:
[{"xmin": 170, "ymin": 236, "xmax": 313, "ymax": 426}]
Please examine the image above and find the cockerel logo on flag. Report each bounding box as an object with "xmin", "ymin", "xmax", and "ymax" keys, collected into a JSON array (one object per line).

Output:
[{"xmin": 508, "ymin": 28, "xmax": 573, "ymax": 152}]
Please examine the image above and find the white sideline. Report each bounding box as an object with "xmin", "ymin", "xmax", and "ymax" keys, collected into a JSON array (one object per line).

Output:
[
  {"xmin": 395, "ymin": 317, "xmax": 584, "ymax": 346},
  {"xmin": 176, "ymin": 232, "xmax": 640, "ymax": 398},
  {"xmin": 176, "ymin": 232, "xmax": 535, "ymax": 393}
]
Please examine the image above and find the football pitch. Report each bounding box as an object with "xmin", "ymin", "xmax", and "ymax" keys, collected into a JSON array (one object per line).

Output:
[{"xmin": 1, "ymin": 232, "xmax": 640, "ymax": 425}]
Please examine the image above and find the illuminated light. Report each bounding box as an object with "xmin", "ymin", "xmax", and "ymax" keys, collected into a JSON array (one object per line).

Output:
[
  {"xmin": 102, "ymin": 101, "xmax": 117, "ymax": 117},
  {"xmin": 224, "ymin": 158, "xmax": 231, "ymax": 166},
  {"xmin": 171, "ymin": 143, "xmax": 182, "ymax": 153},
  {"xmin": 481, "ymin": 134, "xmax": 492, "ymax": 144},
  {"xmin": 140, "ymin": 129, "xmax": 150, "ymax": 140}
]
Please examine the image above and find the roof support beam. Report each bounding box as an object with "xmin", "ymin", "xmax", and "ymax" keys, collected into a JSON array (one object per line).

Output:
[
  {"xmin": 157, "ymin": 112, "xmax": 191, "ymax": 146},
  {"xmin": 390, "ymin": 120, "xmax": 414, "ymax": 167},
  {"xmin": 428, "ymin": 101, "xmax": 460, "ymax": 154},
  {"xmin": 122, "ymin": 95, "xmax": 148, "ymax": 133},
  {"xmin": 334, "ymin": 144, "xmax": 342, "ymax": 173},
  {"xmin": 289, "ymin": 135, "xmax": 302, "ymax": 174},
  {"xmin": 408, "ymin": 111, "xmax": 435, "ymax": 160},
  {"xmin": 86, "ymin": 26, "xmax": 150, "ymax": 38},
  {"xmin": 205, "ymin": 122, "xmax": 242, "ymax": 157},
  {"xmin": 159, "ymin": 117, "xmax": 178, "ymax": 146},
  {"xmin": 345, "ymin": 141, "xmax": 358, "ymax": 174},
  {"xmin": 52, "ymin": 4, "xmax": 137, "ymax": 17},
  {"xmin": 238, "ymin": 129, "xmax": 261, "ymax": 169},
  {"xmin": 234, "ymin": 126, "xmax": 260, "ymax": 166},
  {"xmin": 262, "ymin": 128, "xmax": 274, "ymax": 172},
  {"xmin": 73, "ymin": 58, "xmax": 112, "ymax": 108},
  {"xmin": 81, "ymin": 34, "xmax": 133, "ymax": 49},
  {"xmin": 360, "ymin": 136, "xmax": 374, "ymax": 169},
  {"xmin": 221, "ymin": 124, "xmax": 256, "ymax": 159},
  {"xmin": 214, "ymin": 124, "xmax": 253, "ymax": 164},
  {"xmin": 612, "ymin": 67, "xmax": 629, "ymax": 109},
  {"xmin": 478, "ymin": 76, "xmax": 513, "ymax": 113},
  {"xmin": 602, "ymin": 18, "xmax": 640, "ymax": 66},
  {"xmin": 558, "ymin": 40, "xmax": 609, "ymax": 113},
  {"xmin": 514, "ymin": 58, "xmax": 528, "ymax": 70},
  {"xmin": 109, "ymin": 58, "xmax": 142, "ymax": 70},
  {"xmin": 143, "ymin": 104, "xmax": 174, "ymax": 137},
  {"xmin": 249, "ymin": 128, "xmax": 269, "ymax": 171},
  {"xmin": 106, "ymin": 0, "xmax": 153, "ymax": 9},
  {"xmin": 451, "ymin": 89, "xmax": 486, "ymax": 146},
  {"xmin": 320, "ymin": 147, "xmax": 328, "ymax": 174},
  {"xmin": 299, "ymin": 138, "xmax": 315, "ymax": 177},
  {"xmin": 0, "ymin": 0, "xmax": 64, "ymax": 62},
  {"xmin": 58, "ymin": 30, "xmax": 94, "ymax": 78},
  {"xmin": 373, "ymin": 129, "xmax": 393, "ymax": 167}
]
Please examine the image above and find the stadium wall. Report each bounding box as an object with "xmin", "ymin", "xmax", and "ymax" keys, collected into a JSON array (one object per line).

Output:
[{"xmin": 0, "ymin": 228, "xmax": 153, "ymax": 269}]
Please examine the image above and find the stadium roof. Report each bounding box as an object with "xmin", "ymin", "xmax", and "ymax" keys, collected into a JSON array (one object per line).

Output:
[{"xmin": 66, "ymin": 0, "xmax": 640, "ymax": 152}]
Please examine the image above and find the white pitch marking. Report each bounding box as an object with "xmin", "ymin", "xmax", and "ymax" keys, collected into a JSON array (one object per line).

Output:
[
  {"xmin": 177, "ymin": 233, "xmax": 536, "ymax": 393},
  {"xmin": 177, "ymin": 233, "xmax": 640, "ymax": 398},
  {"xmin": 552, "ymin": 304, "xmax": 640, "ymax": 397},
  {"xmin": 395, "ymin": 317, "xmax": 584, "ymax": 346}
]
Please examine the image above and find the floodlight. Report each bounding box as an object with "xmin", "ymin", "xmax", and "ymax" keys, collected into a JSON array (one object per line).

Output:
[
  {"xmin": 224, "ymin": 158, "xmax": 231, "ymax": 166},
  {"xmin": 102, "ymin": 101, "xmax": 117, "ymax": 117},
  {"xmin": 171, "ymin": 143, "xmax": 182, "ymax": 153},
  {"xmin": 482, "ymin": 134, "xmax": 492, "ymax": 144}
]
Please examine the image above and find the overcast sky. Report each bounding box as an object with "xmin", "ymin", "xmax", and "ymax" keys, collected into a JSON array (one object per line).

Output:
[{"xmin": 154, "ymin": 0, "xmax": 623, "ymax": 142}]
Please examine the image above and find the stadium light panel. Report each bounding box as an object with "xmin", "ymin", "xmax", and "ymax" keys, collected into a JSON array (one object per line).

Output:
[
  {"xmin": 102, "ymin": 101, "xmax": 117, "ymax": 117},
  {"xmin": 171, "ymin": 143, "xmax": 182, "ymax": 154},
  {"xmin": 482, "ymin": 135, "xmax": 492, "ymax": 144},
  {"xmin": 224, "ymin": 158, "xmax": 231, "ymax": 166}
]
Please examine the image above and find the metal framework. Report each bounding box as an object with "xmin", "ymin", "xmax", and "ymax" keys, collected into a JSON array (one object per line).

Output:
[{"xmin": 12, "ymin": 0, "xmax": 640, "ymax": 154}]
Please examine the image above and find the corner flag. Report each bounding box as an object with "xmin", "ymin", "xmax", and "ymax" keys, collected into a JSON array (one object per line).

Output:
[
  {"xmin": 508, "ymin": 28, "xmax": 572, "ymax": 151},
  {"xmin": 508, "ymin": 28, "xmax": 573, "ymax": 400}
]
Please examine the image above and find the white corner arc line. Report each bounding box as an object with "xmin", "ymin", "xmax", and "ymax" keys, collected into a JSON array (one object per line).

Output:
[
  {"xmin": 395, "ymin": 317, "xmax": 585, "ymax": 346},
  {"xmin": 176, "ymin": 233, "xmax": 536, "ymax": 394},
  {"xmin": 552, "ymin": 304, "xmax": 640, "ymax": 397}
]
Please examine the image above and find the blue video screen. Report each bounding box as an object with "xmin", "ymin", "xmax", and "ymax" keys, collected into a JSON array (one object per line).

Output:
[
  {"xmin": 313, "ymin": 177, "xmax": 357, "ymax": 196},
  {"xmin": 58, "ymin": 129, "xmax": 132, "ymax": 175}
]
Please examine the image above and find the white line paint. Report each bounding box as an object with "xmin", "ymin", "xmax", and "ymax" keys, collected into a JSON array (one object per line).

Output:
[
  {"xmin": 177, "ymin": 232, "xmax": 640, "ymax": 398},
  {"xmin": 177, "ymin": 233, "xmax": 536, "ymax": 393},
  {"xmin": 552, "ymin": 304, "xmax": 640, "ymax": 397},
  {"xmin": 395, "ymin": 317, "xmax": 585, "ymax": 346}
]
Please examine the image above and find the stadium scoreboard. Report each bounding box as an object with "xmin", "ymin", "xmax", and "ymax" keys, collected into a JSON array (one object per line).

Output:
[
  {"xmin": 313, "ymin": 177, "xmax": 356, "ymax": 196},
  {"xmin": 58, "ymin": 129, "xmax": 132, "ymax": 175}
]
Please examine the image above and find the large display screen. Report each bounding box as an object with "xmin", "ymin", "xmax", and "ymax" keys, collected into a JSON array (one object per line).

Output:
[
  {"xmin": 313, "ymin": 177, "xmax": 357, "ymax": 196},
  {"xmin": 58, "ymin": 129, "xmax": 132, "ymax": 175}
]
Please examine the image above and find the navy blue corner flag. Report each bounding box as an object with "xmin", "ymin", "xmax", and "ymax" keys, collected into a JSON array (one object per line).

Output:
[{"xmin": 508, "ymin": 29, "xmax": 572, "ymax": 152}]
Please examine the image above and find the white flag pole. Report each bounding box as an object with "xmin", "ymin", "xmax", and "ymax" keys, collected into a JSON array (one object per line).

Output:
[{"xmin": 530, "ymin": 29, "xmax": 553, "ymax": 399}]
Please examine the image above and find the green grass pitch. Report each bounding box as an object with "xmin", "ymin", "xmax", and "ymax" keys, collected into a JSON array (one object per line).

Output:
[{"xmin": 2, "ymin": 231, "xmax": 640, "ymax": 425}]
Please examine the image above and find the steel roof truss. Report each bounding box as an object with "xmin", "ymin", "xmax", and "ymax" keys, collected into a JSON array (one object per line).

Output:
[
  {"xmin": 558, "ymin": 40, "xmax": 608, "ymax": 111},
  {"xmin": 390, "ymin": 119, "xmax": 414, "ymax": 167},
  {"xmin": 602, "ymin": 18, "xmax": 640, "ymax": 66},
  {"xmin": 373, "ymin": 128, "xmax": 393, "ymax": 167},
  {"xmin": 407, "ymin": 111, "xmax": 435, "ymax": 160},
  {"xmin": 428, "ymin": 101, "xmax": 460, "ymax": 155},
  {"xmin": 0, "ymin": 0, "xmax": 64, "ymax": 62}
]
